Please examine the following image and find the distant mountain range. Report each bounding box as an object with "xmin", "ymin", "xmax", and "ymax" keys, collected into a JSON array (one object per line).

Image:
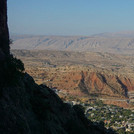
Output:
[
  {"xmin": 93, "ymin": 31, "xmax": 134, "ymax": 37},
  {"xmin": 11, "ymin": 31, "xmax": 134, "ymax": 54}
]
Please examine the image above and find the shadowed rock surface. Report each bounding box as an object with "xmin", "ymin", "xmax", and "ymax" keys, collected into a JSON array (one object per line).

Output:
[{"xmin": 0, "ymin": 0, "xmax": 9, "ymax": 57}]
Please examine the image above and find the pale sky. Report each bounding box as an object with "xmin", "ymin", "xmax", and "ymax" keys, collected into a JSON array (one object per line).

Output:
[{"xmin": 8, "ymin": 0, "xmax": 134, "ymax": 36}]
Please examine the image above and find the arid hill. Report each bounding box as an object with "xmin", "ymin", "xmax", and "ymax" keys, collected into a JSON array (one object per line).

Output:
[
  {"xmin": 12, "ymin": 50, "xmax": 134, "ymax": 108},
  {"xmin": 25, "ymin": 66, "xmax": 134, "ymax": 107}
]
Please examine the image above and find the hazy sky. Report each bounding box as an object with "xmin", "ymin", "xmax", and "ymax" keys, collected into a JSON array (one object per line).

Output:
[{"xmin": 8, "ymin": 0, "xmax": 134, "ymax": 36}]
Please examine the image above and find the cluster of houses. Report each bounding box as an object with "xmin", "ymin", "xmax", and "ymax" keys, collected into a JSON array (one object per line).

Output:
[
  {"xmin": 63, "ymin": 99, "xmax": 134, "ymax": 132},
  {"xmin": 51, "ymin": 87, "xmax": 134, "ymax": 132},
  {"xmin": 85, "ymin": 104, "xmax": 134, "ymax": 132}
]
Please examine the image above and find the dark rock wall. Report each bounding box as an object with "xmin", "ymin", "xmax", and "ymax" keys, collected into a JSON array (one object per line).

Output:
[{"xmin": 0, "ymin": 0, "xmax": 10, "ymax": 59}]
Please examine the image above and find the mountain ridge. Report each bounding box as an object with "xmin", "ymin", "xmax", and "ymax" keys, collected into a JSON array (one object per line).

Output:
[{"xmin": 11, "ymin": 32, "xmax": 134, "ymax": 54}]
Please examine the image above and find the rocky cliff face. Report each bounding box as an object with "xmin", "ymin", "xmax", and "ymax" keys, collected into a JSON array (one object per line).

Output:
[{"xmin": 0, "ymin": 0, "xmax": 10, "ymax": 60}]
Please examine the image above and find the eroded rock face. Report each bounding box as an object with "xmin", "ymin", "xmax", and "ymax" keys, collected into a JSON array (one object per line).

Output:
[
  {"xmin": 35, "ymin": 70, "xmax": 134, "ymax": 98},
  {"xmin": 0, "ymin": 0, "xmax": 10, "ymax": 60}
]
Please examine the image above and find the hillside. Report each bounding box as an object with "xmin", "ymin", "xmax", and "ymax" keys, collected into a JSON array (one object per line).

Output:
[
  {"xmin": 11, "ymin": 33, "xmax": 134, "ymax": 54},
  {"xmin": 12, "ymin": 50, "xmax": 134, "ymax": 108},
  {"xmin": 25, "ymin": 66, "xmax": 134, "ymax": 108}
]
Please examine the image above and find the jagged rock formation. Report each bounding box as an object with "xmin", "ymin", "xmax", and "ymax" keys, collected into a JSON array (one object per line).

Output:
[{"xmin": 0, "ymin": 1, "xmax": 116, "ymax": 134}]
